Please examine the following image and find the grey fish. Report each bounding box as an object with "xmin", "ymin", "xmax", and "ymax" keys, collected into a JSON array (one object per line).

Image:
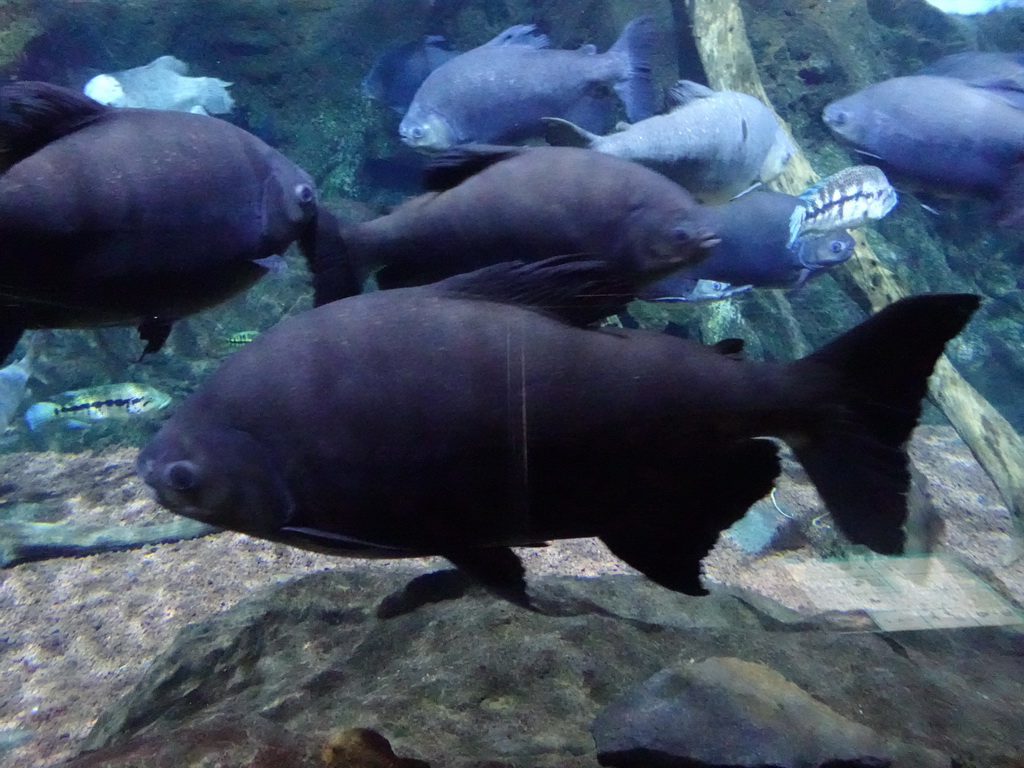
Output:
[
  {"xmin": 340, "ymin": 144, "xmax": 719, "ymax": 293},
  {"xmin": 399, "ymin": 17, "xmax": 656, "ymax": 150},
  {"xmin": 920, "ymin": 51, "xmax": 1024, "ymax": 85},
  {"xmin": 544, "ymin": 80, "xmax": 796, "ymax": 204},
  {"xmin": 361, "ymin": 36, "xmax": 458, "ymax": 114},
  {"xmin": 645, "ymin": 279, "xmax": 753, "ymax": 303},
  {"xmin": 137, "ymin": 256, "xmax": 979, "ymax": 602},
  {"xmin": 0, "ymin": 81, "xmax": 348, "ymax": 364},
  {"xmin": 639, "ymin": 190, "xmax": 855, "ymax": 301},
  {"xmin": 83, "ymin": 55, "xmax": 234, "ymax": 115},
  {"xmin": 787, "ymin": 165, "xmax": 897, "ymax": 246},
  {"xmin": 822, "ymin": 75, "xmax": 1024, "ymax": 227}
]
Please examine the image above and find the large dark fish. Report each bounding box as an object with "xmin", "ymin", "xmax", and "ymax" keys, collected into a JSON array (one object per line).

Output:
[
  {"xmin": 138, "ymin": 256, "xmax": 979, "ymax": 602},
  {"xmin": 822, "ymin": 74, "xmax": 1024, "ymax": 227},
  {"xmin": 361, "ymin": 36, "xmax": 459, "ymax": 114},
  {"xmin": 0, "ymin": 81, "xmax": 350, "ymax": 363},
  {"xmin": 399, "ymin": 17, "xmax": 656, "ymax": 150},
  {"xmin": 341, "ymin": 144, "xmax": 719, "ymax": 293},
  {"xmin": 639, "ymin": 190, "xmax": 855, "ymax": 301}
]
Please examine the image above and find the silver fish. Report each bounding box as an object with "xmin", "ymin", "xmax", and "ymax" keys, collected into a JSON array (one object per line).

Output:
[
  {"xmin": 544, "ymin": 80, "xmax": 796, "ymax": 204},
  {"xmin": 646, "ymin": 279, "xmax": 753, "ymax": 303},
  {"xmin": 788, "ymin": 165, "xmax": 897, "ymax": 246}
]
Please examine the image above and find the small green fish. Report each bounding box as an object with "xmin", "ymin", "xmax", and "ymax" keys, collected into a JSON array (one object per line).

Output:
[
  {"xmin": 24, "ymin": 383, "xmax": 172, "ymax": 431},
  {"xmin": 225, "ymin": 330, "xmax": 260, "ymax": 346}
]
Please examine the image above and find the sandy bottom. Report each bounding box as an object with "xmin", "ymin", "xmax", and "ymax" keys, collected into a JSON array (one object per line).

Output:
[{"xmin": 0, "ymin": 426, "xmax": 1021, "ymax": 767}]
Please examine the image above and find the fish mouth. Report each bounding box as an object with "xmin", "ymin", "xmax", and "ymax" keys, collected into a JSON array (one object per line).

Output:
[
  {"xmin": 696, "ymin": 229, "xmax": 722, "ymax": 251},
  {"xmin": 821, "ymin": 103, "xmax": 851, "ymax": 133},
  {"xmin": 398, "ymin": 113, "xmax": 454, "ymax": 150}
]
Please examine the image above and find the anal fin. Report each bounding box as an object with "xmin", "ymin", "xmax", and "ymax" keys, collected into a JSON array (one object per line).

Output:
[
  {"xmin": 137, "ymin": 317, "xmax": 173, "ymax": 359},
  {"xmin": 601, "ymin": 439, "xmax": 780, "ymax": 595},
  {"xmin": 0, "ymin": 323, "xmax": 25, "ymax": 364}
]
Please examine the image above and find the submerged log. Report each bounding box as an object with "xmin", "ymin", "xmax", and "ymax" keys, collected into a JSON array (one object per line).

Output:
[{"xmin": 685, "ymin": 0, "xmax": 1024, "ymax": 525}]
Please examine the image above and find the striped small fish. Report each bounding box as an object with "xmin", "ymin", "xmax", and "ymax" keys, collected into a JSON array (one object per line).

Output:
[
  {"xmin": 788, "ymin": 165, "xmax": 898, "ymax": 246},
  {"xmin": 225, "ymin": 330, "xmax": 260, "ymax": 347},
  {"xmin": 24, "ymin": 383, "xmax": 172, "ymax": 431}
]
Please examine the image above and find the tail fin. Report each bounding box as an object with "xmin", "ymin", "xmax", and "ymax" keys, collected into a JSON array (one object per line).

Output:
[
  {"xmin": 24, "ymin": 402, "xmax": 60, "ymax": 431},
  {"xmin": 609, "ymin": 16, "xmax": 657, "ymax": 123},
  {"xmin": 791, "ymin": 293, "xmax": 980, "ymax": 554},
  {"xmin": 298, "ymin": 204, "xmax": 362, "ymax": 306}
]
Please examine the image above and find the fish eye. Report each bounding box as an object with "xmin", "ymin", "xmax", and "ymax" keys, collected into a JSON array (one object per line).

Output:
[
  {"xmin": 164, "ymin": 460, "xmax": 200, "ymax": 492},
  {"xmin": 411, "ymin": 126, "xmax": 425, "ymax": 139},
  {"xmin": 294, "ymin": 183, "xmax": 315, "ymax": 205},
  {"xmin": 829, "ymin": 239, "xmax": 847, "ymax": 254}
]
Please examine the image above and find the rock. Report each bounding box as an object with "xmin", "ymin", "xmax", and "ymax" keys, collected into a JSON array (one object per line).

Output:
[
  {"xmin": 53, "ymin": 715, "xmax": 426, "ymax": 767},
  {"xmin": 55, "ymin": 715, "xmax": 322, "ymax": 767},
  {"xmin": 76, "ymin": 569, "xmax": 1022, "ymax": 767},
  {"xmin": 322, "ymin": 727, "xmax": 432, "ymax": 768},
  {"xmin": 592, "ymin": 657, "xmax": 948, "ymax": 767}
]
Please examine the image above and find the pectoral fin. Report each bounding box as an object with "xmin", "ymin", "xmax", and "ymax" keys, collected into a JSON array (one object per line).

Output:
[{"xmin": 442, "ymin": 546, "xmax": 530, "ymax": 607}]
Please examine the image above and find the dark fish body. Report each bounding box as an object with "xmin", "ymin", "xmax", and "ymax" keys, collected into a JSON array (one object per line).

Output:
[
  {"xmin": 399, "ymin": 18, "xmax": 656, "ymax": 150},
  {"xmin": 344, "ymin": 145, "xmax": 717, "ymax": 290},
  {"xmin": 361, "ymin": 36, "xmax": 458, "ymax": 114},
  {"xmin": 822, "ymin": 75, "xmax": 1024, "ymax": 224},
  {"xmin": 0, "ymin": 82, "xmax": 335, "ymax": 362},
  {"xmin": 640, "ymin": 191, "xmax": 854, "ymax": 299},
  {"xmin": 138, "ymin": 259, "xmax": 979, "ymax": 598}
]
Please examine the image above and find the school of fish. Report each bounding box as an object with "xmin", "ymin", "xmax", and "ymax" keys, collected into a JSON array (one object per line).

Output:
[{"xmin": 0, "ymin": 15, "xmax": 998, "ymax": 604}]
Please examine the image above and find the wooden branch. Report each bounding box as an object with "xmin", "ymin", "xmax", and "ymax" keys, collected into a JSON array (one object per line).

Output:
[{"xmin": 686, "ymin": 0, "xmax": 1024, "ymax": 523}]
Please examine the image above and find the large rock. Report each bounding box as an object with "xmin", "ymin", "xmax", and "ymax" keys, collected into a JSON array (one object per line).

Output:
[
  {"xmin": 74, "ymin": 569, "xmax": 1023, "ymax": 767},
  {"xmin": 592, "ymin": 657, "xmax": 946, "ymax": 767}
]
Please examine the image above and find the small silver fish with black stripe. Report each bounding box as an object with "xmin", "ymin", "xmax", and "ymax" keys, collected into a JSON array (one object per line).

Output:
[{"xmin": 788, "ymin": 165, "xmax": 898, "ymax": 246}]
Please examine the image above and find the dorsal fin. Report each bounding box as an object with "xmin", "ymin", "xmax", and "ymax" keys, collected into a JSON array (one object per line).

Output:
[
  {"xmin": 666, "ymin": 79, "xmax": 715, "ymax": 109},
  {"xmin": 0, "ymin": 81, "xmax": 109, "ymax": 169},
  {"xmin": 968, "ymin": 76, "xmax": 1024, "ymax": 110},
  {"xmin": 432, "ymin": 255, "xmax": 637, "ymax": 327},
  {"xmin": 483, "ymin": 24, "xmax": 549, "ymax": 50},
  {"xmin": 422, "ymin": 144, "xmax": 527, "ymax": 192}
]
